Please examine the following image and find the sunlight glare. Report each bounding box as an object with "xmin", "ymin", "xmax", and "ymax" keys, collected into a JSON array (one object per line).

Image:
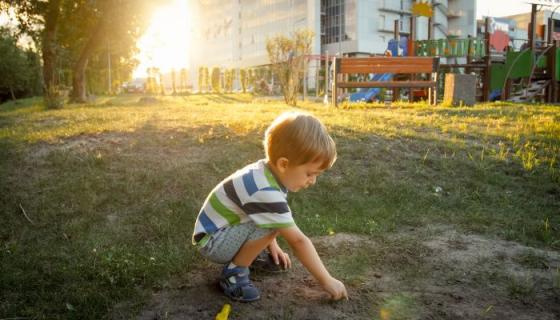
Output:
[{"xmin": 133, "ymin": 0, "xmax": 190, "ymax": 78}]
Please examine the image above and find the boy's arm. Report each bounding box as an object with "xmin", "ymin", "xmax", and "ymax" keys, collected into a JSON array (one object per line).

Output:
[{"xmin": 277, "ymin": 225, "xmax": 348, "ymax": 300}]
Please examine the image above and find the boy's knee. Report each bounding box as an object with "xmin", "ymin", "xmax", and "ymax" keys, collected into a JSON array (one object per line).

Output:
[{"xmin": 250, "ymin": 228, "xmax": 278, "ymax": 242}]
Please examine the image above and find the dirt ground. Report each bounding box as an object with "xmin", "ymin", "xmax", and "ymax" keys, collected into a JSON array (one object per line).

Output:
[{"xmin": 130, "ymin": 225, "xmax": 560, "ymax": 320}]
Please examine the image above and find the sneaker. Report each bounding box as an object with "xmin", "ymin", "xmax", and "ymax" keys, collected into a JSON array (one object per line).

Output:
[{"xmin": 219, "ymin": 265, "xmax": 260, "ymax": 302}]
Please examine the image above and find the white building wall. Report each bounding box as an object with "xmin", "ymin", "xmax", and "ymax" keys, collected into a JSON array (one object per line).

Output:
[
  {"xmin": 190, "ymin": 0, "xmax": 315, "ymax": 91},
  {"xmin": 189, "ymin": 0, "xmax": 477, "ymax": 90},
  {"xmin": 448, "ymin": 0, "xmax": 477, "ymax": 37}
]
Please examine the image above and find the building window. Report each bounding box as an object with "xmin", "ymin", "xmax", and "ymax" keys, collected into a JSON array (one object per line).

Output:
[{"xmin": 321, "ymin": 0, "xmax": 356, "ymax": 45}]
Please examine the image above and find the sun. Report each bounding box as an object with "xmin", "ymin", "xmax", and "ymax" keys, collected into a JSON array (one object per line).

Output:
[{"xmin": 133, "ymin": 0, "xmax": 190, "ymax": 78}]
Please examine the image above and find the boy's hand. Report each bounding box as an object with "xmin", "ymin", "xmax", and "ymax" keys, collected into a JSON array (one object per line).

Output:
[
  {"xmin": 277, "ymin": 225, "xmax": 347, "ymax": 300},
  {"xmin": 321, "ymin": 276, "xmax": 348, "ymax": 301},
  {"xmin": 269, "ymin": 241, "xmax": 292, "ymax": 269}
]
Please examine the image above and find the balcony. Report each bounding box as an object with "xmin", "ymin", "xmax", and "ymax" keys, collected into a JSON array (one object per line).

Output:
[
  {"xmin": 379, "ymin": 6, "xmax": 412, "ymax": 16},
  {"xmin": 447, "ymin": 9, "xmax": 464, "ymax": 18},
  {"xmin": 378, "ymin": 28, "xmax": 410, "ymax": 36},
  {"xmin": 448, "ymin": 29, "xmax": 463, "ymax": 37}
]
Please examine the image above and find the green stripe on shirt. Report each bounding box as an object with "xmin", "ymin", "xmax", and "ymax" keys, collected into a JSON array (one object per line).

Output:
[
  {"xmin": 264, "ymin": 166, "xmax": 281, "ymax": 190},
  {"xmin": 209, "ymin": 193, "xmax": 241, "ymax": 225}
]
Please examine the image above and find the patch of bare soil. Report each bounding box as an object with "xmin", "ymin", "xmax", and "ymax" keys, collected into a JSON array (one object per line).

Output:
[
  {"xmin": 133, "ymin": 233, "xmax": 372, "ymax": 320},
  {"xmin": 29, "ymin": 132, "xmax": 128, "ymax": 160},
  {"xmin": 130, "ymin": 227, "xmax": 559, "ymax": 320},
  {"xmin": 27, "ymin": 131, "xmax": 218, "ymax": 167}
]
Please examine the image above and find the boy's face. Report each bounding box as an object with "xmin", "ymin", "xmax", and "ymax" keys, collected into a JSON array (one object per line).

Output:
[{"xmin": 275, "ymin": 159, "xmax": 325, "ymax": 192}]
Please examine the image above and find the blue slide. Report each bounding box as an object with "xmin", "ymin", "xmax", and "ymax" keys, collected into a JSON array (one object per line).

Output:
[
  {"xmin": 348, "ymin": 36, "xmax": 407, "ymax": 102},
  {"xmin": 349, "ymin": 73, "xmax": 393, "ymax": 102}
]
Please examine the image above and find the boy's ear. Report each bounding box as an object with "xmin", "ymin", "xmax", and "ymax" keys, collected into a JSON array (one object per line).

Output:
[{"xmin": 275, "ymin": 157, "xmax": 290, "ymax": 173}]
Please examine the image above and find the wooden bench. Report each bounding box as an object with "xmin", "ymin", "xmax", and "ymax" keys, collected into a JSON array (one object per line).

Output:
[{"xmin": 331, "ymin": 56, "xmax": 440, "ymax": 106}]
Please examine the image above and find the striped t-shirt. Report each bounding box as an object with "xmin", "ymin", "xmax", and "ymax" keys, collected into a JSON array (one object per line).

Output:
[{"xmin": 192, "ymin": 159, "xmax": 295, "ymax": 245}]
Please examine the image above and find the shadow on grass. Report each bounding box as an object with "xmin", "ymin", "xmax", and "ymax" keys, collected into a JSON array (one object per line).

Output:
[
  {"xmin": 201, "ymin": 93, "xmax": 252, "ymax": 104},
  {"xmin": 427, "ymin": 104, "xmax": 560, "ymax": 120}
]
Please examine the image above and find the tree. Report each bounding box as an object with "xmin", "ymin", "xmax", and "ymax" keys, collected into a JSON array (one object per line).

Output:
[
  {"xmin": 224, "ymin": 69, "xmax": 234, "ymax": 93},
  {"xmin": 239, "ymin": 68, "xmax": 248, "ymax": 93},
  {"xmin": 61, "ymin": 1, "xmax": 157, "ymax": 102},
  {"xmin": 179, "ymin": 68, "xmax": 187, "ymax": 93},
  {"xmin": 42, "ymin": 0, "xmax": 60, "ymax": 92},
  {"xmin": 198, "ymin": 66, "xmax": 210, "ymax": 93},
  {"xmin": 146, "ymin": 67, "xmax": 160, "ymax": 94},
  {"xmin": 211, "ymin": 67, "xmax": 221, "ymax": 93},
  {"xmin": 158, "ymin": 69, "xmax": 165, "ymax": 95},
  {"xmin": 0, "ymin": 31, "xmax": 28, "ymax": 100},
  {"xmin": 1, "ymin": 0, "xmax": 61, "ymax": 97},
  {"xmin": 1, "ymin": 0, "xmax": 160, "ymax": 103},
  {"xmin": 171, "ymin": 68, "xmax": 177, "ymax": 95},
  {"xmin": 266, "ymin": 29, "xmax": 314, "ymax": 106},
  {"xmin": 203, "ymin": 67, "xmax": 210, "ymax": 92},
  {"xmin": 198, "ymin": 66, "xmax": 205, "ymax": 93},
  {"xmin": 0, "ymin": 30, "xmax": 37, "ymax": 101}
]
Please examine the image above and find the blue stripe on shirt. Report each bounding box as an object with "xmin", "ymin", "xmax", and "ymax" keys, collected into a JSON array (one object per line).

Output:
[
  {"xmin": 242, "ymin": 170, "xmax": 259, "ymax": 196},
  {"xmin": 198, "ymin": 210, "xmax": 219, "ymax": 233},
  {"xmin": 260, "ymin": 187, "xmax": 279, "ymax": 192}
]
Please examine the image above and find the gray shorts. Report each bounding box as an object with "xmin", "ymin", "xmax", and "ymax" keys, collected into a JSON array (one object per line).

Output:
[{"xmin": 198, "ymin": 221, "xmax": 274, "ymax": 264}]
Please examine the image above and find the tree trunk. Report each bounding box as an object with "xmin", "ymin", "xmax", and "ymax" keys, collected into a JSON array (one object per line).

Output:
[
  {"xmin": 71, "ymin": 58, "xmax": 89, "ymax": 102},
  {"xmin": 70, "ymin": 17, "xmax": 108, "ymax": 103},
  {"xmin": 42, "ymin": 0, "xmax": 61, "ymax": 92}
]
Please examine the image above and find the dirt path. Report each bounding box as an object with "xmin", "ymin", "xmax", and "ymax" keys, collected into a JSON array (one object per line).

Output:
[{"xmin": 131, "ymin": 225, "xmax": 559, "ymax": 320}]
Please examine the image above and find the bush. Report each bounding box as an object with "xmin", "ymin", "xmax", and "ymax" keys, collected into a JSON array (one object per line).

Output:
[
  {"xmin": 224, "ymin": 69, "xmax": 234, "ymax": 93},
  {"xmin": 43, "ymin": 86, "xmax": 66, "ymax": 109},
  {"xmin": 211, "ymin": 67, "xmax": 221, "ymax": 93},
  {"xmin": 198, "ymin": 66, "xmax": 207, "ymax": 93},
  {"xmin": 0, "ymin": 30, "xmax": 42, "ymax": 102},
  {"xmin": 240, "ymin": 68, "xmax": 248, "ymax": 93}
]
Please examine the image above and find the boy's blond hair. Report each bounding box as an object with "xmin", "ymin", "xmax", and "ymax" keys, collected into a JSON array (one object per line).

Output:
[{"xmin": 264, "ymin": 112, "xmax": 337, "ymax": 170}]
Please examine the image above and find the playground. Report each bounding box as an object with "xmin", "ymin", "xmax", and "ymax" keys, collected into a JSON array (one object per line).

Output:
[
  {"xmin": 1, "ymin": 1, "xmax": 560, "ymax": 319},
  {"xmin": 321, "ymin": 3, "xmax": 560, "ymax": 107}
]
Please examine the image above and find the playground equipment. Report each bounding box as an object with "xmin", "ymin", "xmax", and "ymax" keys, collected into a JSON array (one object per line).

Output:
[
  {"xmin": 434, "ymin": 3, "xmax": 560, "ymax": 103},
  {"xmin": 334, "ymin": 2, "xmax": 560, "ymax": 105},
  {"xmin": 349, "ymin": 73, "xmax": 394, "ymax": 103},
  {"xmin": 347, "ymin": 37, "xmax": 407, "ymax": 103}
]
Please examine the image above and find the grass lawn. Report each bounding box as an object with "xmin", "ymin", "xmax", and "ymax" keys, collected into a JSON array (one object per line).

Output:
[{"xmin": 1, "ymin": 94, "xmax": 559, "ymax": 319}]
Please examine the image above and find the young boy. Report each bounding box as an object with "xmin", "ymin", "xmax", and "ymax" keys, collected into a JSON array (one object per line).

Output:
[{"xmin": 192, "ymin": 111, "xmax": 348, "ymax": 302}]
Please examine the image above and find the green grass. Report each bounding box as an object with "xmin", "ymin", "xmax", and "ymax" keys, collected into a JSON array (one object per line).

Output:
[{"xmin": 1, "ymin": 94, "xmax": 559, "ymax": 318}]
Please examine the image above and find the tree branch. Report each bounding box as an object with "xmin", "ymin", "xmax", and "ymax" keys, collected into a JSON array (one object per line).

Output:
[{"xmin": 19, "ymin": 203, "xmax": 35, "ymax": 225}]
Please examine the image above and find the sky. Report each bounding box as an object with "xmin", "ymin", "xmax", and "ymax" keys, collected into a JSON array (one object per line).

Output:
[{"xmin": 476, "ymin": 0, "xmax": 556, "ymax": 19}]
